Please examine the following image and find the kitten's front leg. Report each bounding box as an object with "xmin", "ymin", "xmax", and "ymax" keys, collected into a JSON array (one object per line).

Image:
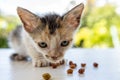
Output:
[
  {"xmin": 23, "ymin": 39, "xmax": 49, "ymax": 67},
  {"xmin": 26, "ymin": 46, "xmax": 49, "ymax": 67}
]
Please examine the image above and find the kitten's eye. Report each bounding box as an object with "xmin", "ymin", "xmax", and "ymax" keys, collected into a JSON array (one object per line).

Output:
[
  {"xmin": 61, "ymin": 41, "xmax": 69, "ymax": 47},
  {"xmin": 38, "ymin": 42, "xmax": 47, "ymax": 48}
]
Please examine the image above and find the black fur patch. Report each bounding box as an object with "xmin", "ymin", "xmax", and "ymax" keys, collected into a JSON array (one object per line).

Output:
[{"xmin": 40, "ymin": 13, "xmax": 62, "ymax": 34}]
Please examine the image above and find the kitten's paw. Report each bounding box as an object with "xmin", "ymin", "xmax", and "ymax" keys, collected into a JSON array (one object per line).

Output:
[
  {"xmin": 32, "ymin": 59, "xmax": 49, "ymax": 67},
  {"xmin": 10, "ymin": 53, "xmax": 27, "ymax": 61}
]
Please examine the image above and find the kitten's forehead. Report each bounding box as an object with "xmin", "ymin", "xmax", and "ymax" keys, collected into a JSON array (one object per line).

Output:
[
  {"xmin": 40, "ymin": 13, "xmax": 62, "ymax": 35},
  {"xmin": 32, "ymin": 14, "xmax": 73, "ymax": 42}
]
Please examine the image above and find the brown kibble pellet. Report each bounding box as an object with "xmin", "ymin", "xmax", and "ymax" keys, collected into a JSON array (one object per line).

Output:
[
  {"xmin": 70, "ymin": 63, "xmax": 77, "ymax": 69},
  {"xmin": 60, "ymin": 59, "xmax": 65, "ymax": 65},
  {"xmin": 56, "ymin": 63, "xmax": 60, "ymax": 66},
  {"xmin": 78, "ymin": 68, "xmax": 85, "ymax": 74},
  {"xmin": 69, "ymin": 61, "xmax": 73, "ymax": 65},
  {"xmin": 52, "ymin": 63, "xmax": 57, "ymax": 69},
  {"xmin": 93, "ymin": 62, "xmax": 98, "ymax": 68},
  {"xmin": 74, "ymin": 63, "xmax": 77, "ymax": 67},
  {"xmin": 81, "ymin": 63, "xmax": 86, "ymax": 67},
  {"xmin": 49, "ymin": 63, "xmax": 52, "ymax": 66},
  {"xmin": 67, "ymin": 69, "xmax": 73, "ymax": 74},
  {"xmin": 42, "ymin": 73, "xmax": 51, "ymax": 80}
]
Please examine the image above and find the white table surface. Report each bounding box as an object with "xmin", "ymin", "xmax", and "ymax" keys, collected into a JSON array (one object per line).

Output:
[{"xmin": 0, "ymin": 48, "xmax": 120, "ymax": 80}]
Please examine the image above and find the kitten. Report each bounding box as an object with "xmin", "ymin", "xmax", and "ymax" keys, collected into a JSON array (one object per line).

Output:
[{"xmin": 8, "ymin": 3, "xmax": 84, "ymax": 67}]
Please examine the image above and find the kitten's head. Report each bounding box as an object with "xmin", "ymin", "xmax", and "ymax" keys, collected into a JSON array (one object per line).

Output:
[{"xmin": 17, "ymin": 3, "xmax": 84, "ymax": 63}]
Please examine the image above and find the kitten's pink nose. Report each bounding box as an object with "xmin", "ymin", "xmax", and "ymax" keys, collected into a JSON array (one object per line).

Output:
[{"xmin": 51, "ymin": 56, "xmax": 57, "ymax": 60}]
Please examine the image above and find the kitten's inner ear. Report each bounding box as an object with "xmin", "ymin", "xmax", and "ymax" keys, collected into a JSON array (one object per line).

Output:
[
  {"xmin": 17, "ymin": 7, "xmax": 41, "ymax": 33},
  {"xmin": 63, "ymin": 3, "xmax": 84, "ymax": 29}
]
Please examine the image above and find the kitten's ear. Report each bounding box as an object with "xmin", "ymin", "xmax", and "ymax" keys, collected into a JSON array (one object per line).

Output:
[
  {"xmin": 17, "ymin": 7, "xmax": 41, "ymax": 33},
  {"xmin": 62, "ymin": 3, "xmax": 84, "ymax": 29}
]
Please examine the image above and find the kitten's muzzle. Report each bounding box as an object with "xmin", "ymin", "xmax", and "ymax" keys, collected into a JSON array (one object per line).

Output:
[
  {"xmin": 45, "ymin": 55, "xmax": 58, "ymax": 60},
  {"xmin": 51, "ymin": 56, "xmax": 58, "ymax": 60}
]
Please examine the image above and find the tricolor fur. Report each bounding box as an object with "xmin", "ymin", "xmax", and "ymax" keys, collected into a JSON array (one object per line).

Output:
[{"xmin": 8, "ymin": 3, "xmax": 84, "ymax": 67}]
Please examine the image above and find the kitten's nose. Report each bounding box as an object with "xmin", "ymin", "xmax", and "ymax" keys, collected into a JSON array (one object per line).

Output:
[{"xmin": 51, "ymin": 56, "xmax": 57, "ymax": 60}]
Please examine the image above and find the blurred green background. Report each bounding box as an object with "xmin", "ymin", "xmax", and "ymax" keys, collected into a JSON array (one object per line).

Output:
[
  {"xmin": 0, "ymin": 15, "xmax": 19, "ymax": 48},
  {"xmin": 0, "ymin": 0, "xmax": 120, "ymax": 48}
]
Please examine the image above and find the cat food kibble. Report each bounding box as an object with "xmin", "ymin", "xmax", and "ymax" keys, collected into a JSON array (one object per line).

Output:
[
  {"xmin": 74, "ymin": 63, "xmax": 77, "ymax": 67},
  {"xmin": 67, "ymin": 69, "xmax": 73, "ymax": 74},
  {"xmin": 78, "ymin": 68, "xmax": 85, "ymax": 74},
  {"xmin": 52, "ymin": 63, "xmax": 58, "ymax": 69},
  {"xmin": 93, "ymin": 62, "xmax": 98, "ymax": 68},
  {"xmin": 70, "ymin": 63, "xmax": 77, "ymax": 69},
  {"xmin": 60, "ymin": 59, "xmax": 65, "ymax": 65},
  {"xmin": 49, "ymin": 60, "xmax": 65, "ymax": 69},
  {"xmin": 69, "ymin": 61, "xmax": 73, "ymax": 65},
  {"xmin": 49, "ymin": 63, "xmax": 52, "ymax": 66},
  {"xmin": 42, "ymin": 73, "xmax": 51, "ymax": 80},
  {"xmin": 81, "ymin": 63, "xmax": 86, "ymax": 67}
]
